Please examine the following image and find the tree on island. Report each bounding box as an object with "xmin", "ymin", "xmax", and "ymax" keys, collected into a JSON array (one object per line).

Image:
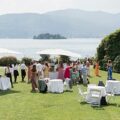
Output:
[{"xmin": 33, "ymin": 33, "xmax": 66, "ymax": 39}]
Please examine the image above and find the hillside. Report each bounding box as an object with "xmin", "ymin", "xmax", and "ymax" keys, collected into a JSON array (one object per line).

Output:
[{"xmin": 0, "ymin": 9, "xmax": 120, "ymax": 38}]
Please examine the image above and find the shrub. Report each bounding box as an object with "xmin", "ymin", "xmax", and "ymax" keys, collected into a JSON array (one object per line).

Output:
[
  {"xmin": 0, "ymin": 56, "xmax": 18, "ymax": 66},
  {"xmin": 113, "ymin": 55, "xmax": 120, "ymax": 73},
  {"xmin": 21, "ymin": 57, "xmax": 32, "ymax": 66}
]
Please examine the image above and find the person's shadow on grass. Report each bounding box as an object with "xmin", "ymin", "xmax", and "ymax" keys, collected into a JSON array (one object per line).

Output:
[{"xmin": 0, "ymin": 89, "xmax": 20, "ymax": 96}]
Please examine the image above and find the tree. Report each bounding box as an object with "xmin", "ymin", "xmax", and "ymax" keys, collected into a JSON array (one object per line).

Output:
[
  {"xmin": 21, "ymin": 57, "xmax": 32, "ymax": 66},
  {"xmin": 0, "ymin": 56, "xmax": 19, "ymax": 66},
  {"xmin": 33, "ymin": 33, "xmax": 66, "ymax": 39},
  {"xmin": 60, "ymin": 55, "xmax": 70, "ymax": 63},
  {"xmin": 113, "ymin": 55, "xmax": 120, "ymax": 73},
  {"xmin": 40, "ymin": 54, "xmax": 50, "ymax": 62},
  {"xmin": 97, "ymin": 29, "xmax": 120, "ymax": 71}
]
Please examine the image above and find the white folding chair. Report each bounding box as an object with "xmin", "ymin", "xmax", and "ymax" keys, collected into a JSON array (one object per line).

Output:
[
  {"xmin": 89, "ymin": 89, "xmax": 102, "ymax": 107},
  {"xmin": 64, "ymin": 81, "xmax": 69, "ymax": 91},
  {"xmin": 77, "ymin": 85, "xmax": 88, "ymax": 103},
  {"xmin": 64, "ymin": 78, "xmax": 71, "ymax": 91},
  {"xmin": 106, "ymin": 87, "xmax": 117, "ymax": 105}
]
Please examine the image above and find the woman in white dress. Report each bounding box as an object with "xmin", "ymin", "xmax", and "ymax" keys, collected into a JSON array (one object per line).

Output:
[{"xmin": 5, "ymin": 64, "xmax": 13, "ymax": 88}]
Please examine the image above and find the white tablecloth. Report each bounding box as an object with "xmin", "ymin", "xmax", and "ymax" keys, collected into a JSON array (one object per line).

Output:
[
  {"xmin": 48, "ymin": 79, "xmax": 63, "ymax": 93},
  {"xmin": 0, "ymin": 77, "xmax": 11, "ymax": 90},
  {"xmin": 86, "ymin": 86, "xmax": 106, "ymax": 103},
  {"xmin": 106, "ymin": 80, "xmax": 120, "ymax": 94}
]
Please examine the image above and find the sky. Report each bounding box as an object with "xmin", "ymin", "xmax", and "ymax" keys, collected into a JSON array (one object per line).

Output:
[{"xmin": 0, "ymin": 0, "xmax": 120, "ymax": 15}]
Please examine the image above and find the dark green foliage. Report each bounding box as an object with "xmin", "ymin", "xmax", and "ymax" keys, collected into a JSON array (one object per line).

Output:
[
  {"xmin": 99, "ymin": 58, "xmax": 107, "ymax": 71},
  {"xmin": 113, "ymin": 55, "xmax": 120, "ymax": 73},
  {"xmin": 60, "ymin": 55, "xmax": 70, "ymax": 63},
  {"xmin": 21, "ymin": 57, "xmax": 32, "ymax": 66},
  {"xmin": 0, "ymin": 56, "xmax": 18, "ymax": 66},
  {"xmin": 40, "ymin": 54, "xmax": 50, "ymax": 62},
  {"xmin": 97, "ymin": 29, "xmax": 120, "ymax": 71},
  {"xmin": 33, "ymin": 33, "xmax": 66, "ymax": 39}
]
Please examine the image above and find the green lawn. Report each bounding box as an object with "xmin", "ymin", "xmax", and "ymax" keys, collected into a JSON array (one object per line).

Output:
[{"xmin": 0, "ymin": 67, "xmax": 120, "ymax": 120}]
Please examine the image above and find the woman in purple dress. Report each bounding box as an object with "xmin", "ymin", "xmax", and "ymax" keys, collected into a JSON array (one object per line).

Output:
[{"xmin": 57, "ymin": 62, "xmax": 64, "ymax": 80}]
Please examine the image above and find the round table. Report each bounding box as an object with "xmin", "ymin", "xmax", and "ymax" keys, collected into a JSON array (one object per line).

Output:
[
  {"xmin": 0, "ymin": 77, "xmax": 11, "ymax": 90},
  {"xmin": 106, "ymin": 80, "xmax": 120, "ymax": 94},
  {"xmin": 87, "ymin": 85, "xmax": 107, "ymax": 105},
  {"xmin": 48, "ymin": 79, "xmax": 63, "ymax": 93}
]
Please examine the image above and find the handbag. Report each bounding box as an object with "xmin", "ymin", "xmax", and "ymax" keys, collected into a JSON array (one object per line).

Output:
[{"xmin": 98, "ymin": 80, "xmax": 105, "ymax": 86}]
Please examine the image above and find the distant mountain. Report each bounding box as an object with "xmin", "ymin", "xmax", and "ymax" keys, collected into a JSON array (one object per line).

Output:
[{"xmin": 0, "ymin": 9, "xmax": 120, "ymax": 38}]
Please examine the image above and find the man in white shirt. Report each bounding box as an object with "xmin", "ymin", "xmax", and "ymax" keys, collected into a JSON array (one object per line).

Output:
[
  {"xmin": 20, "ymin": 62, "xmax": 27, "ymax": 82},
  {"xmin": 36, "ymin": 61, "xmax": 43, "ymax": 79}
]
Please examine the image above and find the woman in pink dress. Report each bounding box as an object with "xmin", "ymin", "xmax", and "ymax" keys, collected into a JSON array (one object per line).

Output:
[
  {"xmin": 27, "ymin": 63, "xmax": 32, "ymax": 83},
  {"xmin": 57, "ymin": 62, "xmax": 64, "ymax": 80}
]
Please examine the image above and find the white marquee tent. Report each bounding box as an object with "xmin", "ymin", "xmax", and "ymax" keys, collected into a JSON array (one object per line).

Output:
[
  {"xmin": 0, "ymin": 48, "xmax": 22, "ymax": 54},
  {"xmin": 36, "ymin": 49, "xmax": 81, "ymax": 58}
]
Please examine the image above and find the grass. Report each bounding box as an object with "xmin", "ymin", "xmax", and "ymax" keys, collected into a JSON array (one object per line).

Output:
[{"xmin": 0, "ymin": 67, "xmax": 120, "ymax": 120}]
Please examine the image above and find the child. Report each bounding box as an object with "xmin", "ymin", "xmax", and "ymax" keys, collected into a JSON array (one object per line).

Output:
[{"xmin": 71, "ymin": 67, "xmax": 79, "ymax": 85}]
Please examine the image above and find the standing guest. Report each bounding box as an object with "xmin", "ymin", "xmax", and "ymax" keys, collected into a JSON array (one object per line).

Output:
[
  {"xmin": 51, "ymin": 60, "xmax": 55, "ymax": 72},
  {"xmin": 64, "ymin": 62, "xmax": 71, "ymax": 79},
  {"xmin": 5, "ymin": 64, "xmax": 13, "ymax": 88},
  {"xmin": 31, "ymin": 65, "xmax": 38, "ymax": 92},
  {"xmin": 76, "ymin": 62, "xmax": 83, "ymax": 83},
  {"xmin": 33, "ymin": 60, "xmax": 37, "ymax": 66},
  {"xmin": 81, "ymin": 63, "xmax": 88, "ymax": 85},
  {"xmin": 95, "ymin": 60, "xmax": 100, "ymax": 76},
  {"xmin": 72, "ymin": 61, "xmax": 77, "ymax": 69},
  {"xmin": 86, "ymin": 60, "xmax": 90, "ymax": 77},
  {"xmin": 70, "ymin": 67, "xmax": 79, "ymax": 85},
  {"xmin": 13, "ymin": 63, "xmax": 19, "ymax": 83},
  {"xmin": 107, "ymin": 60, "xmax": 113, "ymax": 80},
  {"xmin": 20, "ymin": 62, "xmax": 27, "ymax": 82},
  {"xmin": 27, "ymin": 62, "xmax": 32, "ymax": 83},
  {"xmin": 63, "ymin": 63, "xmax": 67, "ymax": 70},
  {"xmin": 43, "ymin": 62, "xmax": 50, "ymax": 78},
  {"xmin": 36, "ymin": 61, "xmax": 43, "ymax": 79},
  {"xmin": 54, "ymin": 63, "xmax": 58, "ymax": 72},
  {"xmin": 64, "ymin": 62, "xmax": 72, "ymax": 89},
  {"xmin": 57, "ymin": 62, "xmax": 64, "ymax": 80}
]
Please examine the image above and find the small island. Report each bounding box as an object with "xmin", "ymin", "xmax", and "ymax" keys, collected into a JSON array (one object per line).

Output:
[{"xmin": 33, "ymin": 33, "xmax": 66, "ymax": 39}]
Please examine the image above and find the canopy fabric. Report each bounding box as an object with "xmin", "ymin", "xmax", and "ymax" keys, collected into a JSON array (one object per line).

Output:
[
  {"xmin": 0, "ymin": 48, "xmax": 22, "ymax": 54},
  {"xmin": 36, "ymin": 49, "xmax": 81, "ymax": 58}
]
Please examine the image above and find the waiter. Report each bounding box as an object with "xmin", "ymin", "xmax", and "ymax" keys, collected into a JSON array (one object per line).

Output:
[{"xmin": 20, "ymin": 62, "xmax": 27, "ymax": 82}]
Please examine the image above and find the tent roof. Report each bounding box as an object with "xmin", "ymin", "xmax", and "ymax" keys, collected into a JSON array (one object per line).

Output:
[
  {"xmin": 0, "ymin": 48, "xmax": 22, "ymax": 54},
  {"xmin": 36, "ymin": 49, "xmax": 81, "ymax": 58}
]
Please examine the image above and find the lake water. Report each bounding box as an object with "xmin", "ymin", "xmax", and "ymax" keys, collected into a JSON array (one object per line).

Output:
[{"xmin": 0, "ymin": 38, "xmax": 102, "ymax": 59}]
